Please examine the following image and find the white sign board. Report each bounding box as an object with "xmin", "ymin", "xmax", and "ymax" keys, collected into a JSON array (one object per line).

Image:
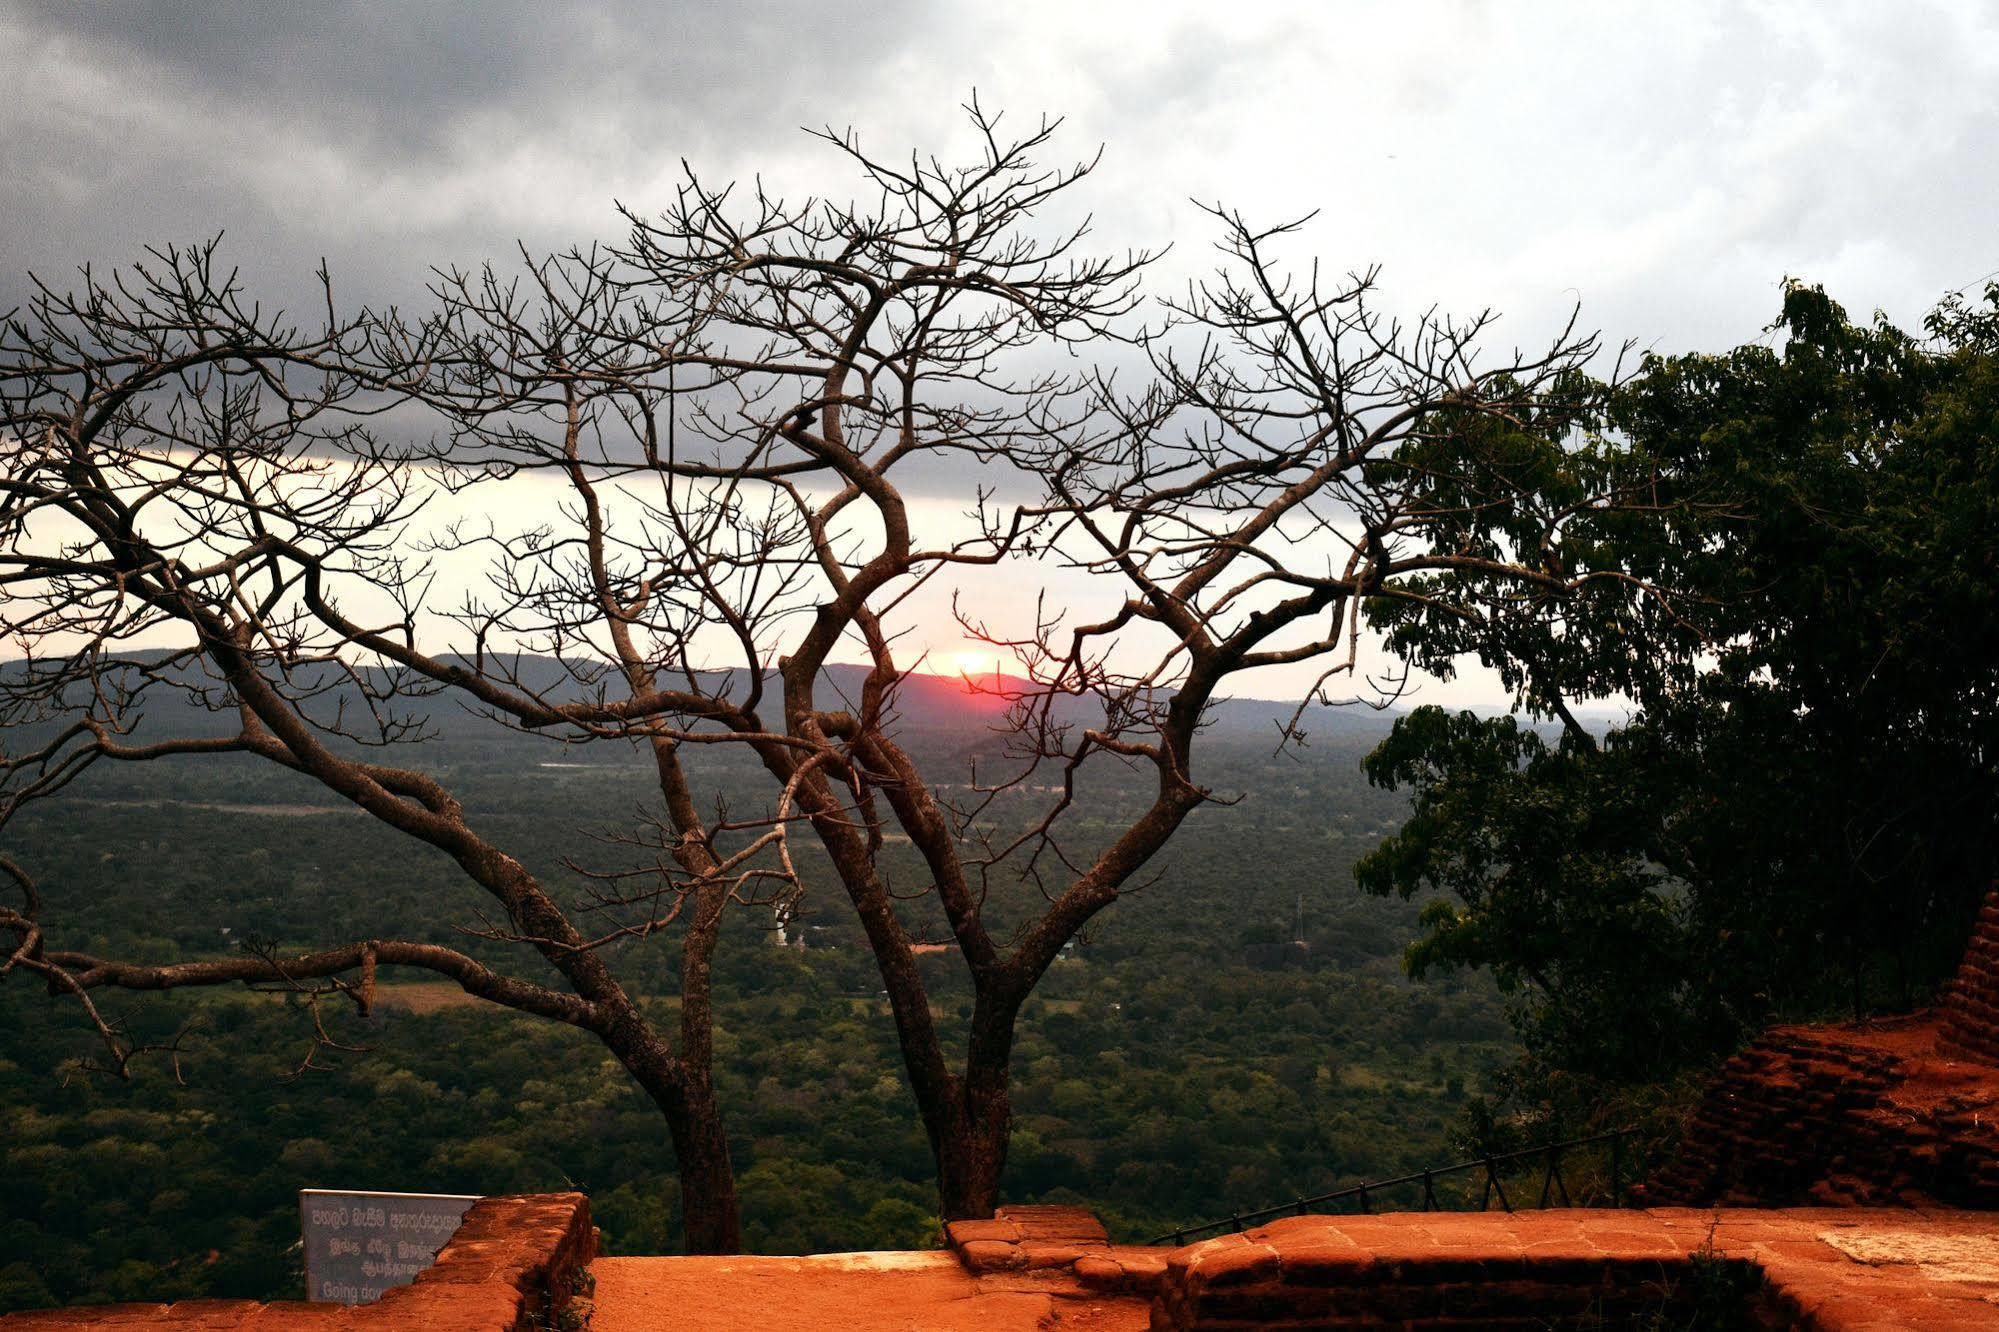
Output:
[{"xmin": 300, "ymin": 1189, "xmax": 480, "ymax": 1305}]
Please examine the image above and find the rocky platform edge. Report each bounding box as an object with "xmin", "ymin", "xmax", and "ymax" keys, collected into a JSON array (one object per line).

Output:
[
  {"xmin": 951, "ymin": 1204, "xmax": 1999, "ymax": 1331},
  {"xmin": 1642, "ymin": 889, "xmax": 1999, "ymax": 1209}
]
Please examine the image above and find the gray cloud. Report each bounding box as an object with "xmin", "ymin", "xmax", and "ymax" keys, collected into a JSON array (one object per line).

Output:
[
  {"xmin": 0, "ymin": 0, "xmax": 930, "ymax": 308},
  {"xmin": 6, "ymin": 0, "xmax": 1995, "ymax": 346},
  {"xmin": 22, "ymin": 1, "xmax": 928, "ymax": 164},
  {"xmin": 5, "ymin": 0, "xmax": 1997, "ymax": 706}
]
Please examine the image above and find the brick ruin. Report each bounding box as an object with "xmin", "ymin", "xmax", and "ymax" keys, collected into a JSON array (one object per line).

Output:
[
  {"xmin": 1942, "ymin": 889, "xmax": 1999, "ymax": 1064},
  {"xmin": 931, "ymin": 1203, "xmax": 1999, "ymax": 1330},
  {"xmin": 1142, "ymin": 1208, "xmax": 1999, "ymax": 1330},
  {"xmin": 1640, "ymin": 888, "xmax": 1999, "ymax": 1210}
]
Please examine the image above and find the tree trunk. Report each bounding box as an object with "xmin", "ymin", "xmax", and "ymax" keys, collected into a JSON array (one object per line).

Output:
[
  {"xmin": 932, "ymin": 1071, "xmax": 1013, "ymax": 1221},
  {"xmin": 616, "ymin": 1021, "xmax": 742, "ymax": 1255},
  {"xmin": 674, "ymin": 1070, "xmax": 742, "ymax": 1254}
]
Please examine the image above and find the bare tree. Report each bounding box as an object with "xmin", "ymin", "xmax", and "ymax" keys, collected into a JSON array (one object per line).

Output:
[
  {"xmin": 2, "ymin": 105, "xmax": 1644, "ymax": 1232},
  {"xmin": 0, "ymin": 243, "xmax": 760, "ymax": 1251},
  {"xmin": 780, "ymin": 197, "xmax": 1628, "ymax": 1216},
  {"xmin": 346, "ymin": 113, "xmax": 1633, "ymax": 1220},
  {"xmin": 343, "ymin": 104, "xmax": 1160, "ymax": 1223}
]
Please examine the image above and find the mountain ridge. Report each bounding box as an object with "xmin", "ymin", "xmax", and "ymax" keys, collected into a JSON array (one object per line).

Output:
[{"xmin": 0, "ymin": 653, "xmax": 1405, "ymax": 743}]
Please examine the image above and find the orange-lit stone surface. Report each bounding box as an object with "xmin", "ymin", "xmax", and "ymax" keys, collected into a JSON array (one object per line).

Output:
[
  {"xmin": 583, "ymin": 1207, "xmax": 1999, "ymax": 1330},
  {"xmin": 12, "ymin": 1193, "xmax": 1999, "ymax": 1328},
  {"xmin": 1149, "ymin": 1208, "xmax": 1999, "ymax": 1330},
  {"xmin": 591, "ymin": 1250, "xmax": 1149, "ymax": 1331}
]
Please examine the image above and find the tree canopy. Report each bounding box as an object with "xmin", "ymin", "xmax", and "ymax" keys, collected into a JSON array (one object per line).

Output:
[{"xmin": 1358, "ymin": 282, "xmax": 1999, "ymax": 1115}]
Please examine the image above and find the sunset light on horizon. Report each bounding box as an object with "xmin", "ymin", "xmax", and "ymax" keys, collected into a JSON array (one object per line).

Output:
[{"xmin": 947, "ymin": 649, "xmax": 999, "ymax": 682}]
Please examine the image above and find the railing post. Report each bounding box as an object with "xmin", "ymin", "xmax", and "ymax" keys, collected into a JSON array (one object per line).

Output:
[
  {"xmin": 1356, "ymin": 1184, "xmax": 1370, "ymax": 1214},
  {"xmin": 1229, "ymin": 1209, "xmax": 1242, "ymax": 1235},
  {"xmin": 1421, "ymin": 1168, "xmax": 1437, "ymax": 1211},
  {"xmin": 1611, "ymin": 1133, "xmax": 1624, "ymax": 1207},
  {"xmin": 1295, "ymin": 1197, "xmax": 1309, "ymax": 1217},
  {"xmin": 1541, "ymin": 1143, "xmax": 1570, "ymax": 1208}
]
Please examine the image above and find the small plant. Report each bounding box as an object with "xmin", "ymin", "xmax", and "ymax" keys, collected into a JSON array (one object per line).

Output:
[
  {"xmin": 1635, "ymin": 1217, "xmax": 1762, "ymax": 1331},
  {"xmin": 1680, "ymin": 1229, "xmax": 1760, "ymax": 1330},
  {"xmin": 532, "ymin": 1266, "xmax": 597, "ymax": 1332},
  {"xmin": 1555, "ymin": 1216, "xmax": 1763, "ymax": 1330}
]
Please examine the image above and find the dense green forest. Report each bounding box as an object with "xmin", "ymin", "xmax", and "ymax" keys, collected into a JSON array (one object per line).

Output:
[{"xmin": 0, "ymin": 727, "xmax": 1517, "ymax": 1311}]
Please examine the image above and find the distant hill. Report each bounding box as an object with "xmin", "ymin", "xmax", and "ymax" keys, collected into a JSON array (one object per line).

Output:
[{"xmin": 0, "ymin": 653, "xmax": 1403, "ymax": 747}]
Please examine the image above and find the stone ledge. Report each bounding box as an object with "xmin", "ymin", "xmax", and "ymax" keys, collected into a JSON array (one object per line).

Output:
[
  {"xmin": 1070, "ymin": 1248, "xmax": 1170, "ymax": 1296},
  {"xmin": 1148, "ymin": 1207, "xmax": 1999, "ymax": 1331},
  {"xmin": 0, "ymin": 1193, "xmax": 596, "ymax": 1331},
  {"xmin": 942, "ymin": 1204, "xmax": 1999, "ymax": 1328},
  {"xmin": 945, "ymin": 1204, "xmax": 1108, "ymax": 1276}
]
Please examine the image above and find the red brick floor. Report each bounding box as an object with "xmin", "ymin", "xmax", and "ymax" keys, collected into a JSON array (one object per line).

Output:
[{"xmin": 590, "ymin": 1206, "xmax": 1999, "ymax": 1330}]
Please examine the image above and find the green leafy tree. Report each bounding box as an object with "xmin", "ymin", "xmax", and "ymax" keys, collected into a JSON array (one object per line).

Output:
[{"xmin": 1359, "ymin": 282, "xmax": 1999, "ymax": 1116}]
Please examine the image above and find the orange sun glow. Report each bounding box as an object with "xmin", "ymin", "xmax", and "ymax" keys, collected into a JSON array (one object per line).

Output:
[{"xmin": 949, "ymin": 650, "xmax": 996, "ymax": 680}]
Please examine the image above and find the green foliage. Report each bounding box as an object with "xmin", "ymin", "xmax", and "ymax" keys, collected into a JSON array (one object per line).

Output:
[
  {"xmin": 1357, "ymin": 710, "xmax": 1703, "ymax": 1077},
  {"xmin": 0, "ymin": 1264, "xmax": 54, "ymax": 1314},
  {"xmin": 0, "ymin": 736, "xmax": 1513, "ymax": 1310},
  {"xmin": 1358, "ymin": 282, "xmax": 1999, "ymax": 1128}
]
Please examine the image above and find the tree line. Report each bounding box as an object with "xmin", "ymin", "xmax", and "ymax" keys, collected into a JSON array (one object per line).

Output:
[
  {"xmin": 1357, "ymin": 280, "xmax": 1999, "ymax": 1138},
  {"xmin": 0, "ymin": 739, "xmax": 1512, "ymax": 1308}
]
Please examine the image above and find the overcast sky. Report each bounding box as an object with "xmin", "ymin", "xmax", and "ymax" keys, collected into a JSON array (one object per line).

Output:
[{"xmin": 5, "ymin": 1, "xmax": 1996, "ymax": 708}]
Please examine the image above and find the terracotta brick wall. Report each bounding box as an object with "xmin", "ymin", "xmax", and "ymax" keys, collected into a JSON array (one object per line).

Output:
[
  {"xmin": 1155, "ymin": 1251, "xmax": 1736, "ymax": 1330},
  {"xmin": 1940, "ymin": 888, "xmax": 1999, "ymax": 1062},
  {"xmin": 1146, "ymin": 1209, "xmax": 1999, "ymax": 1332},
  {"xmin": 1147, "ymin": 1213, "xmax": 1773, "ymax": 1332},
  {"xmin": 1640, "ymin": 888, "xmax": 1999, "ymax": 1211},
  {"xmin": 1640, "ymin": 1027, "xmax": 1906, "ymax": 1207}
]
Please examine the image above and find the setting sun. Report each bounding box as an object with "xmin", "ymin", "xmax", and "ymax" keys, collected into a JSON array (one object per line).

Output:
[{"xmin": 948, "ymin": 650, "xmax": 994, "ymax": 680}]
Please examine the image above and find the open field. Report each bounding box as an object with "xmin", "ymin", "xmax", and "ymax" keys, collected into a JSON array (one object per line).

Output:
[{"xmin": 372, "ymin": 982, "xmax": 488, "ymax": 1014}]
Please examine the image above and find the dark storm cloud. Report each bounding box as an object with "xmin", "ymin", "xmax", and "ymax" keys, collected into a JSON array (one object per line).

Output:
[
  {"xmin": 0, "ymin": 0, "xmax": 928, "ymax": 309},
  {"xmin": 6, "ymin": 1, "xmax": 1999, "ymax": 396},
  {"xmin": 26, "ymin": 1, "xmax": 918, "ymax": 164},
  {"xmin": 8, "ymin": 2, "xmax": 1999, "ymax": 476}
]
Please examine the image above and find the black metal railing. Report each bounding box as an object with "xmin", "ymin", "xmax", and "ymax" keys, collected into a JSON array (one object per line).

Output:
[{"xmin": 1149, "ymin": 1128, "xmax": 1634, "ymax": 1246}]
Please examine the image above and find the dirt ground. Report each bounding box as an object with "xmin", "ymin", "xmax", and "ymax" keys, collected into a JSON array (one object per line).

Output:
[{"xmin": 589, "ymin": 1252, "xmax": 1149, "ymax": 1332}]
